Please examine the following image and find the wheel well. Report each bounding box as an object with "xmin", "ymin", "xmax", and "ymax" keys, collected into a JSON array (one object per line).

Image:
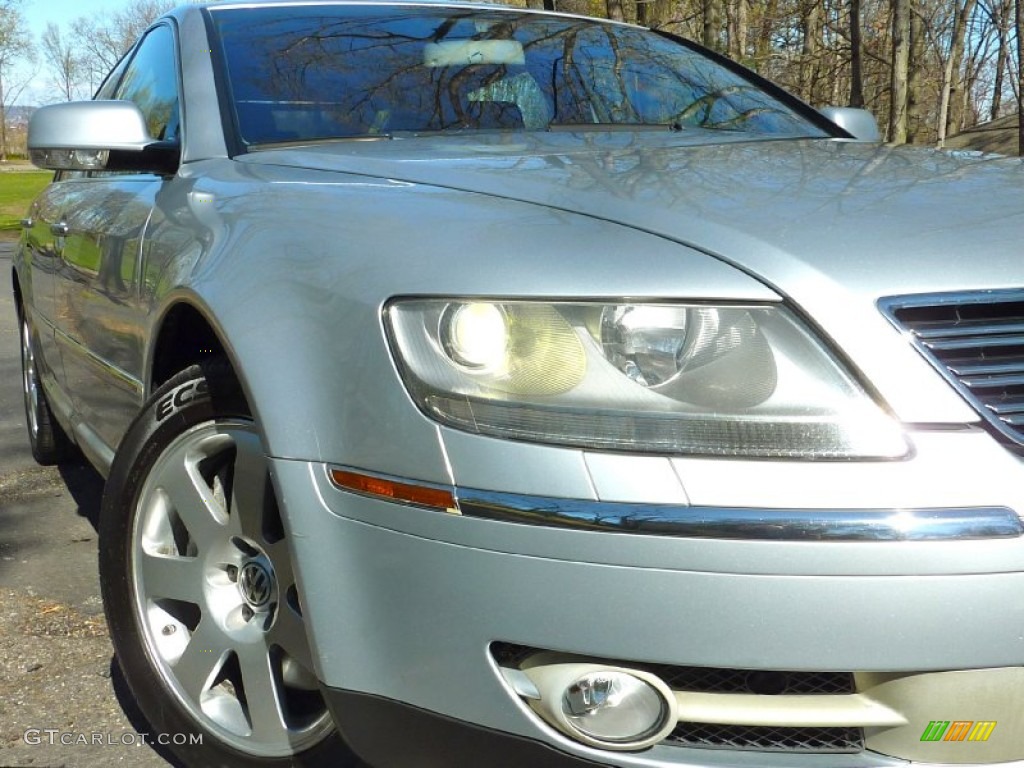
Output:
[{"xmin": 150, "ymin": 304, "xmax": 232, "ymax": 390}]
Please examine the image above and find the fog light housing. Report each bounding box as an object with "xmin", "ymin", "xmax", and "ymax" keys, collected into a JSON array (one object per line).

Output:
[
  {"xmin": 562, "ymin": 671, "xmax": 668, "ymax": 744},
  {"xmin": 516, "ymin": 660, "xmax": 677, "ymax": 751}
]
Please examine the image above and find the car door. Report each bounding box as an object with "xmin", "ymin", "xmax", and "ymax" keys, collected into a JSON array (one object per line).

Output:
[
  {"xmin": 51, "ymin": 23, "xmax": 181, "ymax": 456},
  {"xmin": 20, "ymin": 181, "xmax": 67, "ymax": 389}
]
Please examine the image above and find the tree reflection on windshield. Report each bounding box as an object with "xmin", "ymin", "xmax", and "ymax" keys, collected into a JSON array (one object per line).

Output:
[{"xmin": 210, "ymin": 6, "xmax": 827, "ymax": 145}]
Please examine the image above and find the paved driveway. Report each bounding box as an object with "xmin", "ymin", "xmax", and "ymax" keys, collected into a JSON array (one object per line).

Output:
[{"xmin": 0, "ymin": 241, "xmax": 174, "ymax": 767}]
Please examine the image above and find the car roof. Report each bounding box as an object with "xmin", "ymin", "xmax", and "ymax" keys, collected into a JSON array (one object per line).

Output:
[
  {"xmin": 192, "ymin": 0, "xmax": 536, "ymax": 11},
  {"xmin": 171, "ymin": 0, "xmax": 639, "ymax": 28}
]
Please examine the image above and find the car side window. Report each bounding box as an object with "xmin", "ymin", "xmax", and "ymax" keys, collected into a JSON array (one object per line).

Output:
[
  {"xmin": 94, "ymin": 54, "xmax": 130, "ymax": 101},
  {"xmin": 113, "ymin": 24, "xmax": 181, "ymax": 142}
]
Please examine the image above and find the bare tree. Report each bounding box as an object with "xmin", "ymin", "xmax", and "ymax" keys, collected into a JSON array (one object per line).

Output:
[
  {"xmin": 726, "ymin": 0, "xmax": 748, "ymax": 62},
  {"xmin": 890, "ymin": 0, "xmax": 911, "ymax": 142},
  {"xmin": 798, "ymin": 1, "xmax": 824, "ymax": 101},
  {"xmin": 849, "ymin": 0, "xmax": 864, "ymax": 107},
  {"xmin": 1017, "ymin": 0, "xmax": 1024, "ymax": 154},
  {"xmin": 72, "ymin": 0, "xmax": 175, "ymax": 90},
  {"xmin": 41, "ymin": 22, "xmax": 83, "ymax": 101},
  {"xmin": 981, "ymin": 0, "xmax": 1012, "ymax": 118},
  {"xmin": 703, "ymin": 0, "xmax": 723, "ymax": 51},
  {"xmin": 0, "ymin": 0, "xmax": 32, "ymax": 160},
  {"xmin": 605, "ymin": 0, "xmax": 625, "ymax": 22},
  {"xmin": 936, "ymin": 0, "xmax": 978, "ymax": 146}
]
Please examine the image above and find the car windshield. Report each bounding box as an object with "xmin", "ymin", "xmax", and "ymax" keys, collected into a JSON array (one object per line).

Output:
[{"xmin": 210, "ymin": 5, "xmax": 830, "ymax": 145}]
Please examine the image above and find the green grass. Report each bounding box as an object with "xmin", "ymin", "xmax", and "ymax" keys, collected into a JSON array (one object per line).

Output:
[{"xmin": 0, "ymin": 170, "xmax": 53, "ymax": 236}]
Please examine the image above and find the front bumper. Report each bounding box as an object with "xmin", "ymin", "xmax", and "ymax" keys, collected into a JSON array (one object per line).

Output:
[{"xmin": 271, "ymin": 429, "xmax": 1024, "ymax": 767}]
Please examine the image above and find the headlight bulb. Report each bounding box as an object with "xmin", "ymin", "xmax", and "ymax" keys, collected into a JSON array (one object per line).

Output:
[
  {"xmin": 440, "ymin": 302, "xmax": 509, "ymax": 372},
  {"xmin": 600, "ymin": 305, "xmax": 691, "ymax": 387}
]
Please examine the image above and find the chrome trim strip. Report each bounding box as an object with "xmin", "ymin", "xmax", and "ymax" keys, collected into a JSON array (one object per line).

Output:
[
  {"xmin": 329, "ymin": 464, "xmax": 1023, "ymax": 540},
  {"xmin": 455, "ymin": 490, "xmax": 1022, "ymax": 541},
  {"xmin": 53, "ymin": 325, "xmax": 143, "ymax": 395}
]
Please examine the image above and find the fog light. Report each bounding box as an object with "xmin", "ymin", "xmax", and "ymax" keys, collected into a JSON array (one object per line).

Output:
[
  {"xmin": 514, "ymin": 659, "xmax": 677, "ymax": 750},
  {"xmin": 561, "ymin": 671, "xmax": 668, "ymax": 745}
]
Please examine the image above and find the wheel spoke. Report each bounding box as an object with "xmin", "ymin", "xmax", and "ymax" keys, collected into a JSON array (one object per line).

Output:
[
  {"xmin": 269, "ymin": 600, "xmax": 315, "ymax": 676},
  {"xmin": 266, "ymin": 539, "xmax": 294, "ymax": 589},
  {"xmin": 225, "ymin": 429, "xmax": 272, "ymax": 542},
  {"xmin": 140, "ymin": 552, "xmax": 202, "ymax": 603},
  {"xmin": 128, "ymin": 411, "xmax": 334, "ymax": 755},
  {"xmin": 174, "ymin": 619, "xmax": 231, "ymax": 702},
  {"xmin": 154, "ymin": 449, "xmax": 227, "ymax": 545},
  {"xmin": 237, "ymin": 642, "xmax": 289, "ymax": 743}
]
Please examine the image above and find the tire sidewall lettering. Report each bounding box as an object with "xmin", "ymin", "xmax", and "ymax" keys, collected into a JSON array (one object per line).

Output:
[{"xmin": 155, "ymin": 379, "xmax": 210, "ymax": 421}]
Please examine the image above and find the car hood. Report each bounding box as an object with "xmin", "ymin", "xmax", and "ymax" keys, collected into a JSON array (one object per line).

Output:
[
  {"xmin": 242, "ymin": 133, "xmax": 1024, "ymax": 301},
  {"xmin": 239, "ymin": 133, "xmax": 1024, "ymax": 423}
]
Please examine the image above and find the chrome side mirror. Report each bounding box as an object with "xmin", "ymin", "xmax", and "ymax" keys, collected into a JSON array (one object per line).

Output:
[
  {"xmin": 820, "ymin": 107, "xmax": 882, "ymax": 143},
  {"xmin": 28, "ymin": 100, "xmax": 178, "ymax": 174}
]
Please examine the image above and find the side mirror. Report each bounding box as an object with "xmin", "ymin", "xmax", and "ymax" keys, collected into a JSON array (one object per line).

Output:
[
  {"xmin": 819, "ymin": 106, "xmax": 881, "ymax": 143},
  {"xmin": 28, "ymin": 100, "xmax": 179, "ymax": 174}
]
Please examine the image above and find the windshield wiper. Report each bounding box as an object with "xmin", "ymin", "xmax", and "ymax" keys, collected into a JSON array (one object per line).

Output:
[
  {"xmin": 251, "ymin": 134, "xmax": 393, "ymax": 149},
  {"xmin": 547, "ymin": 122, "xmax": 683, "ymax": 132}
]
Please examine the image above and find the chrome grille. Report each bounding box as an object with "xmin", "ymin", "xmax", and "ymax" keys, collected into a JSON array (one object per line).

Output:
[
  {"xmin": 883, "ymin": 290, "xmax": 1024, "ymax": 448},
  {"xmin": 667, "ymin": 723, "xmax": 864, "ymax": 753}
]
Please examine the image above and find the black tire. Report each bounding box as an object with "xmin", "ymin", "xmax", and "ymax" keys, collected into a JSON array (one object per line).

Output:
[
  {"xmin": 99, "ymin": 360, "xmax": 356, "ymax": 767},
  {"xmin": 18, "ymin": 306, "xmax": 75, "ymax": 464}
]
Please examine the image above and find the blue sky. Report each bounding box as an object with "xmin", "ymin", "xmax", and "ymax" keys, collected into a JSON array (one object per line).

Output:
[
  {"xmin": 20, "ymin": 0, "xmax": 122, "ymax": 104},
  {"xmin": 23, "ymin": 0, "xmax": 111, "ymax": 41}
]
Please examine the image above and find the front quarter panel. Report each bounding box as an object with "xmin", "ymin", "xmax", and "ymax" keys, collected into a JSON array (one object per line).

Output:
[{"xmin": 146, "ymin": 158, "xmax": 778, "ymax": 485}]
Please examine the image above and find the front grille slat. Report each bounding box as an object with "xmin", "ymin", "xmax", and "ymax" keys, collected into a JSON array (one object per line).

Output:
[
  {"xmin": 950, "ymin": 361, "xmax": 1024, "ymax": 377},
  {"xmin": 914, "ymin": 320, "xmax": 1024, "ymax": 339},
  {"xmin": 962, "ymin": 373, "xmax": 1024, "ymax": 389},
  {"xmin": 924, "ymin": 333, "xmax": 1024, "ymax": 351},
  {"xmin": 987, "ymin": 398, "xmax": 1024, "ymax": 415},
  {"xmin": 884, "ymin": 291, "xmax": 1024, "ymax": 449}
]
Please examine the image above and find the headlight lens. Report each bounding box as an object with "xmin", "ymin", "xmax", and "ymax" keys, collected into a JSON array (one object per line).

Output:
[{"xmin": 386, "ymin": 299, "xmax": 908, "ymax": 458}]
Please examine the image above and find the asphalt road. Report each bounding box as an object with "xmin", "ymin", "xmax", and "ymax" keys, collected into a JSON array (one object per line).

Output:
[{"xmin": 0, "ymin": 241, "xmax": 175, "ymax": 767}]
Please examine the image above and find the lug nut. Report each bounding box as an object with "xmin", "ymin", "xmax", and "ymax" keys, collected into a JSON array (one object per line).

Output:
[{"xmin": 161, "ymin": 625, "xmax": 177, "ymax": 636}]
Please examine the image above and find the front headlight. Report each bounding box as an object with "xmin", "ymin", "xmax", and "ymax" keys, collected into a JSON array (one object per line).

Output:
[{"xmin": 385, "ymin": 299, "xmax": 908, "ymax": 459}]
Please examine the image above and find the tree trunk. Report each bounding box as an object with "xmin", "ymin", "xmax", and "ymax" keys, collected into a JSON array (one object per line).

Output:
[
  {"xmin": 890, "ymin": 0, "xmax": 910, "ymax": 143},
  {"xmin": 727, "ymin": 0, "xmax": 748, "ymax": 61},
  {"xmin": 991, "ymin": 0, "xmax": 1012, "ymax": 119},
  {"xmin": 1017, "ymin": 0, "xmax": 1024, "ymax": 154},
  {"xmin": 937, "ymin": 0, "xmax": 978, "ymax": 147},
  {"xmin": 798, "ymin": 1, "xmax": 823, "ymax": 103},
  {"xmin": 906, "ymin": 5, "xmax": 927, "ymax": 142},
  {"xmin": 754, "ymin": 0, "xmax": 779, "ymax": 68},
  {"xmin": 703, "ymin": 0, "xmax": 722, "ymax": 51},
  {"xmin": 849, "ymin": 0, "xmax": 864, "ymax": 107},
  {"xmin": 0, "ymin": 67, "xmax": 6, "ymax": 163}
]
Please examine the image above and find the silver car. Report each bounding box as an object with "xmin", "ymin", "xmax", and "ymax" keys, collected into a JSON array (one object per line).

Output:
[{"xmin": 13, "ymin": 1, "xmax": 1024, "ymax": 766}]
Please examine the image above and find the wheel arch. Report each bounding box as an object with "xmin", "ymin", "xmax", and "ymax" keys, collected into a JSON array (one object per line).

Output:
[{"xmin": 148, "ymin": 300, "xmax": 240, "ymax": 395}]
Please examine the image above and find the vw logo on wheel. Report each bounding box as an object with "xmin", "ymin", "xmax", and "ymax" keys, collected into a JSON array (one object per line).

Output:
[{"xmin": 238, "ymin": 562, "xmax": 274, "ymax": 609}]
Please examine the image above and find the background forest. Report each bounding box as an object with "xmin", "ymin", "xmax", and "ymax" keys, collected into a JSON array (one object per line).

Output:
[
  {"xmin": 1, "ymin": 0, "xmax": 1023, "ymax": 154},
  {"xmin": 524, "ymin": 0, "xmax": 1024, "ymax": 150}
]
